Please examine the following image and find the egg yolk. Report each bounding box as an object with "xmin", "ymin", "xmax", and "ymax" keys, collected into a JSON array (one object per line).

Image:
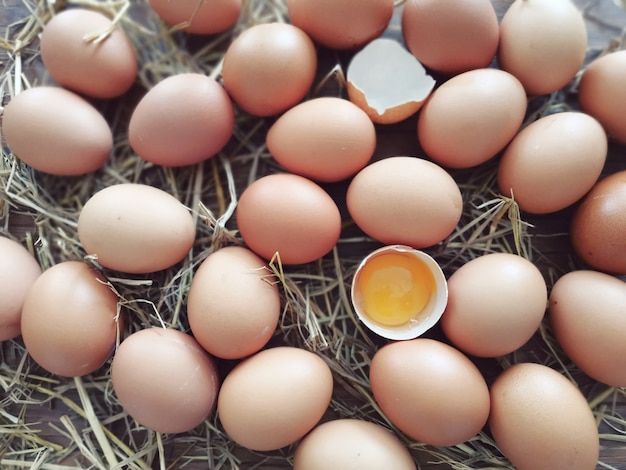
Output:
[{"xmin": 355, "ymin": 251, "xmax": 435, "ymax": 327}]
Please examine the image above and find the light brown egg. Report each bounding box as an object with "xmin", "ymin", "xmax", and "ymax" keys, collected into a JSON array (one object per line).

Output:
[
  {"xmin": 549, "ymin": 270, "xmax": 626, "ymax": 386},
  {"xmin": 128, "ymin": 73, "xmax": 234, "ymax": 167},
  {"xmin": 402, "ymin": 0, "xmax": 499, "ymax": 75},
  {"xmin": 570, "ymin": 170, "xmax": 626, "ymax": 274},
  {"xmin": 489, "ymin": 362, "xmax": 599, "ymax": 470},
  {"xmin": 222, "ymin": 23, "xmax": 317, "ymax": 116},
  {"xmin": 217, "ymin": 346, "xmax": 333, "ymax": 451},
  {"xmin": 578, "ymin": 50, "xmax": 626, "ymax": 144},
  {"xmin": 417, "ymin": 68, "xmax": 527, "ymax": 169},
  {"xmin": 40, "ymin": 8, "xmax": 137, "ymax": 98},
  {"xmin": 498, "ymin": 0, "xmax": 587, "ymax": 96},
  {"xmin": 148, "ymin": 0, "xmax": 241, "ymax": 35},
  {"xmin": 2, "ymin": 87, "xmax": 112, "ymax": 175},
  {"xmin": 236, "ymin": 173, "xmax": 341, "ymax": 264},
  {"xmin": 77, "ymin": 184, "xmax": 196, "ymax": 274},
  {"xmin": 441, "ymin": 253, "xmax": 547, "ymax": 358},
  {"xmin": 497, "ymin": 112, "xmax": 608, "ymax": 214},
  {"xmin": 369, "ymin": 338, "xmax": 490, "ymax": 446},
  {"xmin": 187, "ymin": 246, "xmax": 280, "ymax": 359},
  {"xmin": 266, "ymin": 97, "xmax": 376, "ymax": 182},
  {"xmin": 111, "ymin": 327, "xmax": 219, "ymax": 433},
  {"xmin": 293, "ymin": 419, "xmax": 416, "ymax": 470},
  {"xmin": 286, "ymin": 0, "xmax": 394, "ymax": 50},
  {"xmin": 346, "ymin": 157, "xmax": 462, "ymax": 248},
  {"xmin": 20, "ymin": 261, "xmax": 119, "ymax": 377},
  {"xmin": 0, "ymin": 236, "xmax": 42, "ymax": 342}
]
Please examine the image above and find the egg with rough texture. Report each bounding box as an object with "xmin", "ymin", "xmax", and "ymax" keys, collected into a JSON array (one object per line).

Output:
[
  {"xmin": 217, "ymin": 346, "xmax": 333, "ymax": 451},
  {"xmin": 293, "ymin": 419, "xmax": 416, "ymax": 470},
  {"xmin": 266, "ymin": 97, "xmax": 376, "ymax": 182},
  {"xmin": 40, "ymin": 8, "xmax": 137, "ymax": 98},
  {"xmin": 550, "ymin": 270, "xmax": 626, "ymax": 386},
  {"xmin": 78, "ymin": 184, "xmax": 196, "ymax": 274},
  {"xmin": 441, "ymin": 253, "xmax": 547, "ymax": 358},
  {"xmin": 489, "ymin": 362, "xmax": 599, "ymax": 470},
  {"xmin": 128, "ymin": 73, "xmax": 234, "ymax": 167},
  {"xmin": 369, "ymin": 338, "xmax": 490, "ymax": 446},
  {"xmin": 21, "ymin": 261, "xmax": 119, "ymax": 377},
  {"xmin": 187, "ymin": 246, "xmax": 280, "ymax": 359},
  {"xmin": 498, "ymin": 112, "xmax": 607, "ymax": 214},
  {"xmin": 570, "ymin": 170, "xmax": 626, "ymax": 274},
  {"xmin": 111, "ymin": 327, "xmax": 219, "ymax": 433},
  {"xmin": 0, "ymin": 236, "xmax": 42, "ymax": 342},
  {"xmin": 2, "ymin": 87, "xmax": 112, "ymax": 175},
  {"xmin": 148, "ymin": 0, "xmax": 242, "ymax": 34},
  {"xmin": 347, "ymin": 157, "xmax": 462, "ymax": 248},
  {"xmin": 417, "ymin": 68, "xmax": 527, "ymax": 169}
]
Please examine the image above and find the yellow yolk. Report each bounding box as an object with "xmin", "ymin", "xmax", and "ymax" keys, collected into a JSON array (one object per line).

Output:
[{"xmin": 355, "ymin": 251, "xmax": 435, "ymax": 327}]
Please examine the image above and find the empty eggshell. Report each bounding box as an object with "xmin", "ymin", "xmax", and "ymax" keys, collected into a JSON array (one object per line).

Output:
[{"xmin": 148, "ymin": 0, "xmax": 242, "ymax": 34}]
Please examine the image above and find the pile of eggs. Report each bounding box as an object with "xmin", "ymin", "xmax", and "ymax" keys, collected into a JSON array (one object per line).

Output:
[{"xmin": 1, "ymin": 0, "xmax": 626, "ymax": 468}]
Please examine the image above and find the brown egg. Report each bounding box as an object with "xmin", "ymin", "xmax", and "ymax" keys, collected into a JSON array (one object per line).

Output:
[
  {"xmin": 0, "ymin": 236, "xmax": 42, "ymax": 341},
  {"xmin": 286, "ymin": 0, "xmax": 394, "ymax": 50},
  {"xmin": 236, "ymin": 174, "xmax": 341, "ymax": 264},
  {"xmin": 187, "ymin": 246, "xmax": 280, "ymax": 359},
  {"xmin": 2, "ymin": 87, "xmax": 112, "ymax": 175},
  {"xmin": 441, "ymin": 253, "xmax": 547, "ymax": 358},
  {"xmin": 498, "ymin": 0, "xmax": 587, "ymax": 96},
  {"xmin": 417, "ymin": 68, "xmax": 527, "ymax": 169},
  {"xmin": 497, "ymin": 112, "xmax": 608, "ymax": 214},
  {"xmin": 217, "ymin": 346, "xmax": 333, "ymax": 451},
  {"xmin": 570, "ymin": 170, "xmax": 626, "ymax": 274},
  {"xmin": 549, "ymin": 270, "xmax": 626, "ymax": 386},
  {"xmin": 266, "ymin": 97, "xmax": 376, "ymax": 182},
  {"xmin": 578, "ymin": 50, "xmax": 626, "ymax": 144},
  {"xmin": 369, "ymin": 338, "xmax": 490, "ymax": 446},
  {"xmin": 148, "ymin": 0, "xmax": 241, "ymax": 34},
  {"xmin": 293, "ymin": 419, "xmax": 416, "ymax": 470},
  {"xmin": 40, "ymin": 8, "xmax": 137, "ymax": 98},
  {"xmin": 222, "ymin": 23, "xmax": 317, "ymax": 116},
  {"xmin": 128, "ymin": 73, "xmax": 234, "ymax": 167},
  {"xmin": 402, "ymin": 0, "xmax": 499, "ymax": 75},
  {"xmin": 346, "ymin": 157, "xmax": 462, "ymax": 248},
  {"xmin": 489, "ymin": 363, "xmax": 599, "ymax": 470},
  {"xmin": 21, "ymin": 261, "xmax": 119, "ymax": 377},
  {"xmin": 111, "ymin": 327, "xmax": 219, "ymax": 433},
  {"xmin": 78, "ymin": 184, "xmax": 196, "ymax": 274}
]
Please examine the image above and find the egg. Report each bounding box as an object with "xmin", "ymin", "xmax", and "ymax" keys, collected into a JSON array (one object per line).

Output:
[
  {"xmin": 286, "ymin": 0, "xmax": 393, "ymax": 50},
  {"xmin": 440, "ymin": 253, "xmax": 547, "ymax": 358},
  {"xmin": 1, "ymin": 87, "xmax": 113, "ymax": 175},
  {"xmin": 498, "ymin": 0, "xmax": 587, "ymax": 96},
  {"xmin": 0, "ymin": 236, "xmax": 42, "ymax": 342},
  {"xmin": 148, "ymin": 0, "xmax": 242, "ymax": 35},
  {"xmin": 77, "ymin": 183, "xmax": 196, "ymax": 274},
  {"xmin": 128, "ymin": 73, "xmax": 234, "ymax": 167},
  {"xmin": 402, "ymin": 0, "xmax": 499, "ymax": 75},
  {"xmin": 20, "ymin": 261, "xmax": 119, "ymax": 377},
  {"xmin": 40, "ymin": 8, "xmax": 137, "ymax": 98},
  {"xmin": 235, "ymin": 173, "xmax": 341, "ymax": 264},
  {"xmin": 369, "ymin": 338, "xmax": 490, "ymax": 446},
  {"xmin": 187, "ymin": 246, "xmax": 281, "ymax": 359},
  {"xmin": 217, "ymin": 346, "xmax": 333, "ymax": 451},
  {"xmin": 497, "ymin": 112, "xmax": 608, "ymax": 214},
  {"xmin": 570, "ymin": 170, "xmax": 626, "ymax": 274},
  {"xmin": 266, "ymin": 97, "xmax": 376, "ymax": 182},
  {"xmin": 578, "ymin": 50, "xmax": 626, "ymax": 144},
  {"xmin": 111, "ymin": 327, "xmax": 219, "ymax": 433},
  {"xmin": 417, "ymin": 68, "xmax": 527, "ymax": 169},
  {"xmin": 489, "ymin": 362, "xmax": 599, "ymax": 470},
  {"xmin": 549, "ymin": 270, "xmax": 626, "ymax": 386},
  {"xmin": 222, "ymin": 23, "xmax": 317, "ymax": 116},
  {"xmin": 293, "ymin": 419, "xmax": 416, "ymax": 470},
  {"xmin": 346, "ymin": 156, "xmax": 462, "ymax": 248}
]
